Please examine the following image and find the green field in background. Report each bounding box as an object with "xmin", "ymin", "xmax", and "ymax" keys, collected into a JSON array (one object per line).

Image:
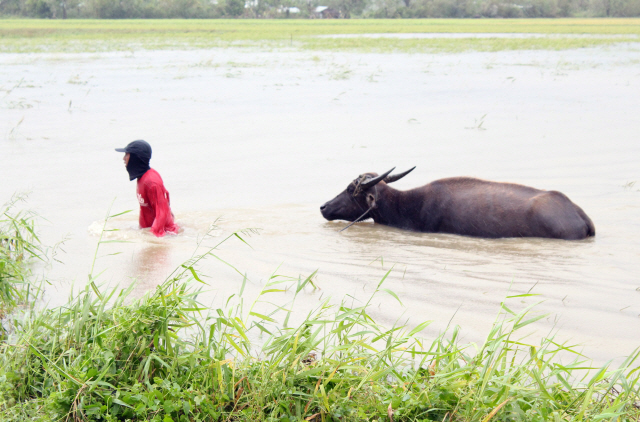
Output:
[{"xmin": 1, "ymin": 18, "xmax": 640, "ymax": 52}]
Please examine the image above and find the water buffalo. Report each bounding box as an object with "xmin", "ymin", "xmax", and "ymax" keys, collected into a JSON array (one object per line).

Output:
[{"xmin": 320, "ymin": 167, "xmax": 595, "ymax": 240}]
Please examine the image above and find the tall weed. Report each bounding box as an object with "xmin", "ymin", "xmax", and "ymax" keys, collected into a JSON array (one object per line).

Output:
[{"xmin": 0, "ymin": 194, "xmax": 43, "ymax": 321}]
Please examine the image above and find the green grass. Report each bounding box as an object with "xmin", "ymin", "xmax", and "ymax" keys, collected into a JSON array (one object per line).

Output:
[
  {"xmin": 0, "ymin": 194, "xmax": 43, "ymax": 330},
  {"xmin": 1, "ymin": 18, "xmax": 640, "ymax": 53},
  {"xmin": 0, "ymin": 207, "xmax": 639, "ymax": 421}
]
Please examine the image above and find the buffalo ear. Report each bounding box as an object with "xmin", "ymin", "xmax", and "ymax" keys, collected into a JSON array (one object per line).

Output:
[
  {"xmin": 366, "ymin": 192, "xmax": 376, "ymax": 208},
  {"xmin": 385, "ymin": 166, "xmax": 416, "ymax": 184}
]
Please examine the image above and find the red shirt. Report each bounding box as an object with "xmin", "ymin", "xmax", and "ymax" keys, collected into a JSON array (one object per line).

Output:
[{"xmin": 136, "ymin": 168, "xmax": 179, "ymax": 237}]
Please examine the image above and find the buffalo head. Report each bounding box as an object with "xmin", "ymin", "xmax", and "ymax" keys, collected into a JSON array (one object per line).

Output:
[{"xmin": 320, "ymin": 167, "xmax": 416, "ymax": 222}]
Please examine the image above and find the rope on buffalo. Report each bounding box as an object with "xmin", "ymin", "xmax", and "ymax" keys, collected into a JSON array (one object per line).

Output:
[
  {"xmin": 339, "ymin": 204, "xmax": 375, "ymax": 232},
  {"xmin": 340, "ymin": 186, "xmax": 378, "ymax": 233}
]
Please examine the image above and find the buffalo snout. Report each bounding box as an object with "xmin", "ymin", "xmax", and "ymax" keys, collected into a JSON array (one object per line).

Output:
[
  {"xmin": 320, "ymin": 190, "xmax": 366, "ymax": 222},
  {"xmin": 320, "ymin": 201, "xmax": 335, "ymax": 220}
]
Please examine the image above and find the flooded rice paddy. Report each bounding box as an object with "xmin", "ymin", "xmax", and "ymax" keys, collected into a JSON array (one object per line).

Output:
[
  {"xmin": 321, "ymin": 32, "xmax": 640, "ymax": 39},
  {"xmin": 1, "ymin": 41, "xmax": 640, "ymax": 365}
]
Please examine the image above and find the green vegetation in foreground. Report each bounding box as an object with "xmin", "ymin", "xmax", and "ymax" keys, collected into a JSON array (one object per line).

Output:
[
  {"xmin": 0, "ymin": 195, "xmax": 42, "ymax": 333},
  {"xmin": 1, "ymin": 18, "xmax": 640, "ymax": 53},
  {"xmin": 0, "ymin": 206, "xmax": 639, "ymax": 421}
]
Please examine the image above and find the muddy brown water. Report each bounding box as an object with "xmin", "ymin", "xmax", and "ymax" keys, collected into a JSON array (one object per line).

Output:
[{"xmin": 1, "ymin": 42, "xmax": 639, "ymax": 365}]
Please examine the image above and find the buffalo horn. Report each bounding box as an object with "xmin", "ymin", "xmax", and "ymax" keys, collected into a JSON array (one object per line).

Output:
[
  {"xmin": 360, "ymin": 167, "xmax": 395, "ymax": 190},
  {"xmin": 384, "ymin": 166, "xmax": 416, "ymax": 184}
]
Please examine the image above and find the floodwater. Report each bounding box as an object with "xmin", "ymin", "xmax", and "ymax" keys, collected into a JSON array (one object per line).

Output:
[{"xmin": 1, "ymin": 41, "xmax": 640, "ymax": 365}]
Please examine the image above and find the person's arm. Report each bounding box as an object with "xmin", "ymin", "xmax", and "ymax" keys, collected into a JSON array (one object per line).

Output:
[
  {"xmin": 148, "ymin": 185, "xmax": 172, "ymax": 237},
  {"xmin": 137, "ymin": 190, "xmax": 153, "ymax": 229},
  {"xmin": 139, "ymin": 205, "xmax": 147, "ymax": 228}
]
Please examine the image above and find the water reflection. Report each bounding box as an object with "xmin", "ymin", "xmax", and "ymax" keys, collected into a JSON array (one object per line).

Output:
[
  {"xmin": 321, "ymin": 219, "xmax": 594, "ymax": 273},
  {"xmin": 126, "ymin": 242, "xmax": 174, "ymax": 293}
]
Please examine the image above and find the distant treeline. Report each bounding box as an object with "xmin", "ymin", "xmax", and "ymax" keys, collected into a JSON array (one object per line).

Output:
[{"xmin": 1, "ymin": 0, "xmax": 638, "ymax": 19}]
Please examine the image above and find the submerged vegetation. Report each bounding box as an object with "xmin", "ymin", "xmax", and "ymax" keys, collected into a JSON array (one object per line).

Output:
[
  {"xmin": 0, "ymin": 19, "xmax": 640, "ymax": 53},
  {"xmin": 0, "ymin": 205, "xmax": 639, "ymax": 421}
]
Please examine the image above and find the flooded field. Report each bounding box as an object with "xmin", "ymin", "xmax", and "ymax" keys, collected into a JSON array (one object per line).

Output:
[{"xmin": 1, "ymin": 39, "xmax": 640, "ymax": 365}]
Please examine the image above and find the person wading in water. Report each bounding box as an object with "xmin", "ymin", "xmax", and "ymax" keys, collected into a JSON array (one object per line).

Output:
[{"xmin": 115, "ymin": 140, "xmax": 179, "ymax": 237}]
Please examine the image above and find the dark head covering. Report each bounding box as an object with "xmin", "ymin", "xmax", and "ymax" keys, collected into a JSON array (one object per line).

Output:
[{"xmin": 115, "ymin": 140, "xmax": 152, "ymax": 181}]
